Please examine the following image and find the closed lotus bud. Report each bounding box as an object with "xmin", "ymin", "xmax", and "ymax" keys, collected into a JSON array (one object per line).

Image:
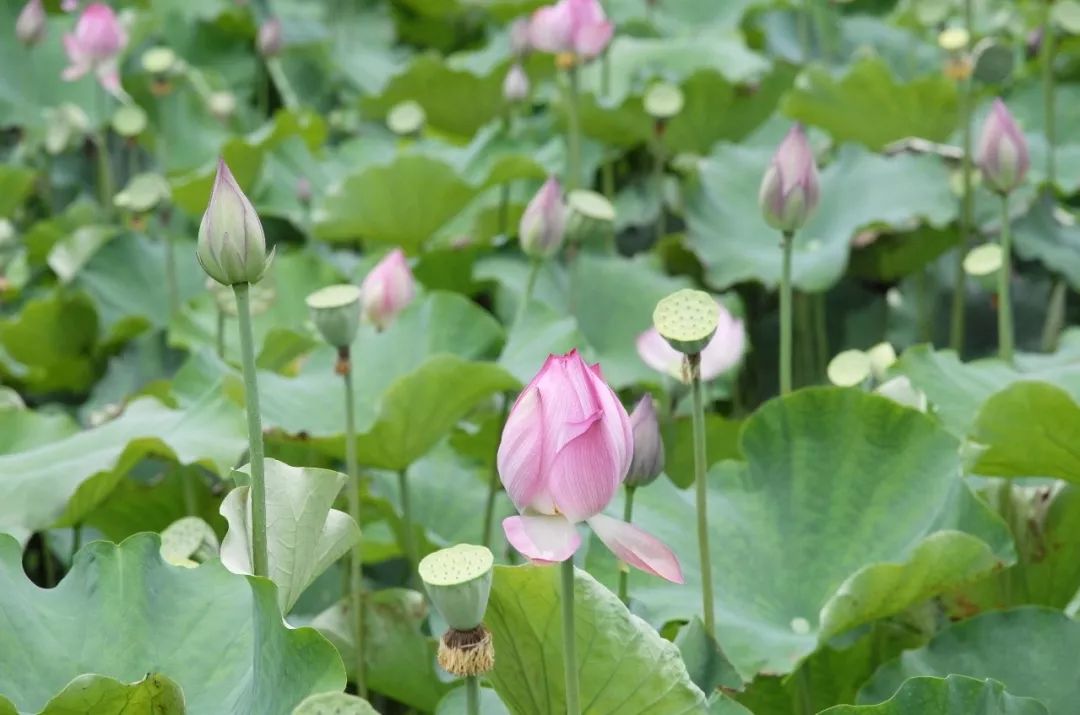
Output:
[
  {"xmin": 16, "ymin": 0, "xmax": 46, "ymax": 47},
  {"xmin": 502, "ymin": 63, "xmax": 529, "ymax": 103},
  {"xmin": 306, "ymin": 284, "xmax": 361, "ymax": 349},
  {"xmin": 196, "ymin": 159, "xmax": 273, "ymax": 286},
  {"xmin": 519, "ymin": 176, "xmax": 566, "ymax": 258},
  {"xmin": 257, "ymin": 16, "xmax": 283, "ymax": 57},
  {"xmin": 61, "ymin": 2, "xmax": 128, "ymax": 95},
  {"xmin": 360, "ymin": 248, "xmax": 415, "ymax": 330},
  {"xmin": 529, "ymin": 0, "xmax": 613, "ymax": 61},
  {"xmin": 759, "ymin": 124, "xmax": 820, "ymax": 233},
  {"xmin": 976, "ymin": 98, "xmax": 1029, "ymax": 195},
  {"xmin": 625, "ymin": 395, "xmax": 664, "ymax": 488}
]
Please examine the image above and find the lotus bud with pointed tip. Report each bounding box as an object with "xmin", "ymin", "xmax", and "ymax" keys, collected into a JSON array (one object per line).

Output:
[
  {"xmin": 976, "ymin": 98, "xmax": 1029, "ymax": 195},
  {"xmin": 196, "ymin": 159, "xmax": 273, "ymax": 286},
  {"xmin": 519, "ymin": 176, "xmax": 566, "ymax": 258},
  {"xmin": 306, "ymin": 284, "xmax": 361, "ymax": 349},
  {"xmin": 16, "ymin": 0, "xmax": 46, "ymax": 47},
  {"xmin": 257, "ymin": 16, "xmax": 283, "ymax": 57},
  {"xmin": 759, "ymin": 124, "xmax": 820, "ymax": 233},
  {"xmin": 503, "ymin": 63, "xmax": 530, "ymax": 103},
  {"xmin": 625, "ymin": 395, "xmax": 664, "ymax": 488},
  {"xmin": 360, "ymin": 248, "xmax": 415, "ymax": 330}
]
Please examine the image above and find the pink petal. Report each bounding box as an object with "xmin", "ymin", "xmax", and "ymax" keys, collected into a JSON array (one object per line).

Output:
[
  {"xmin": 548, "ymin": 414, "xmax": 621, "ymax": 522},
  {"xmin": 529, "ymin": 3, "xmax": 573, "ymax": 53},
  {"xmin": 636, "ymin": 328, "xmax": 683, "ymax": 379},
  {"xmin": 699, "ymin": 308, "xmax": 746, "ymax": 381},
  {"xmin": 573, "ymin": 19, "xmax": 612, "ymax": 59},
  {"xmin": 61, "ymin": 62, "xmax": 90, "ymax": 82},
  {"xmin": 497, "ymin": 387, "xmax": 554, "ymax": 513},
  {"xmin": 503, "ymin": 514, "xmax": 581, "ymax": 563},
  {"xmin": 587, "ymin": 513, "xmax": 684, "ymax": 583}
]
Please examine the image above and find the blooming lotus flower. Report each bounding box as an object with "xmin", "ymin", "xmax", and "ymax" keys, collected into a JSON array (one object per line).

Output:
[
  {"xmin": 759, "ymin": 124, "xmax": 820, "ymax": 233},
  {"xmin": 16, "ymin": 0, "xmax": 46, "ymax": 47},
  {"xmin": 503, "ymin": 63, "xmax": 530, "ymax": 103},
  {"xmin": 976, "ymin": 99, "xmax": 1029, "ymax": 195},
  {"xmin": 529, "ymin": 0, "xmax": 613, "ymax": 61},
  {"xmin": 361, "ymin": 248, "xmax": 415, "ymax": 330},
  {"xmin": 257, "ymin": 16, "xmax": 283, "ymax": 57},
  {"xmin": 498, "ymin": 350, "xmax": 683, "ymax": 583},
  {"xmin": 61, "ymin": 3, "xmax": 127, "ymax": 95},
  {"xmin": 197, "ymin": 159, "xmax": 273, "ymax": 286},
  {"xmin": 519, "ymin": 176, "xmax": 565, "ymax": 257},
  {"xmin": 625, "ymin": 395, "xmax": 664, "ymax": 488},
  {"xmin": 637, "ymin": 301, "xmax": 745, "ymax": 383}
]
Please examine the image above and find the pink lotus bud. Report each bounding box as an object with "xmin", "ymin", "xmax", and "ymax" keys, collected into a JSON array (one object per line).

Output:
[
  {"xmin": 296, "ymin": 176, "xmax": 312, "ymax": 204},
  {"xmin": 637, "ymin": 301, "xmax": 745, "ymax": 383},
  {"xmin": 360, "ymin": 248, "xmax": 415, "ymax": 330},
  {"xmin": 976, "ymin": 98, "xmax": 1029, "ymax": 195},
  {"xmin": 625, "ymin": 395, "xmax": 664, "ymax": 488},
  {"xmin": 197, "ymin": 159, "xmax": 273, "ymax": 286},
  {"xmin": 61, "ymin": 3, "xmax": 127, "ymax": 95},
  {"xmin": 498, "ymin": 350, "xmax": 683, "ymax": 582},
  {"xmin": 509, "ymin": 17, "xmax": 531, "ymax": 56},
  {"xmin": 16, "ymin": 0, "xmax": 46, "ymax": 47},
  {"xmin": 61, "ymin": 0, "xmax": 79, "ymax": 11},
  {"xmin": 759, "ymin": 124, "xmax": 820, "ymax": 233},
  {"xmin": 518, "ymin": 176, "xmax": 565, "ymax": 258},
  {"xmin": 502, "ymin": 63, "xmax": 530, "ymax": 103},
  {"xmin": 529, "ymin": 0, "xmax": 613, "ymax": 61},
  {"xmin": 257, "ymin": 17, "xmax": 283, "ymax": 57}
]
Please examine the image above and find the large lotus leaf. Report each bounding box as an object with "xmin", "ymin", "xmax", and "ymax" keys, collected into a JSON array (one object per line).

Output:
[
  {"xmin": 0, "ymin": 290, "xmax": 101, "ymax": 395},
  {"xmin": 586, "ymin": 388, "xmax": 1013, "ymax": 679},
  {"xmin": 823, "ymin": 675, "xmax": 1048, "ymax": 715},
  {"xmin": 684, "ymin": 144, "xmax": 955, "ymax": 291},
  {"xmin": 1011, "ymin": 195, "xmax": 1080, "ymax": 291},
  {"xmin": 662, "ymin": 414, "xmax": 743, "ymax": 490},
  {"xmin": 435, "ymin": 686, "xmax": 510, "ymax": 715},
  {"xmin": 859, "ymin": 607, "xmax": 1080, "ymax": 714},
  {"xmin": 0, "ymin": 408, "xmax": 77, "ymax": 454},
  {"xmin": 0, "ymin": 164, "xmax": 36, "ymax": 219},
  {"xmin": 84, "ymin": 466, "xmax": 220, "ymax": 545},
  {"xmin": 485, "ymin": 564, "xmax": 709, "ymax": 714},
  {"xmin": 782, "ymin": 56, "xmax": 958, "ymax": 150},
  {"xmin": 0, "ymin": 389, "xmax": 245, "ymax": 541},
  {"xmin": 0, "ymin": 533, "xmax": 345, "ymax": 714},
  {"xmin": 0, "ymin": 673, "xmax": 185, "ymax": 715},
  {"xmin": 221, "ymin": 459, "xmax": 360, "ymax": 613}
]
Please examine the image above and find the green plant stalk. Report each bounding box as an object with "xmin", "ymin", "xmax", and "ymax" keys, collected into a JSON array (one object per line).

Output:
[
  {"xmin": 481, "ymin": 397, "xmax": 510, "ymax": 548},
  {"xmin": 780, "ymin": 231, "xmax": 794, "ymax": 396},
  {"xmin": 560, "ymin": 559, "xmax": 581, "ymax": 715},
  {"xmin": 70, "ymin": 524, "xmax": 82, "ymax": 563},
  {"xmin": 498, "ymin": 182, "xmax": 511, "ymax": 239},
  {"xmin": 652, "ymin": 127, "xmax": 665, "ymax": 245},
  {"xmin": 216, "ymin": 308, "xmax": 226, "ymax": 358},
  {"xmin": 95, "ymin": 88, "xmax": 114, "ymax": 220},
  {"xmin": 465, "ymin": 675, "xmax": 480, "ymax": 715},
  {"xmin": 1042, "ymin": 0, "xmax": 1057, "ymax": 187},
  {"xmin": 512, "ymin": 258, "xmax": 543, "ymax": 332},
  {"xmin": 797, "ymin": 0, "xmax": 811, "ymax": 61},
  {"xmin": 565, "ymin": 65, "xmax": 582, "ymax": 191},
  {"xmin": 997, "ymin": 195, "xmax": 1014, "ymax": 363},
  {"xmin": 161, "ymin": 214, "xmax": 179, "ymax": 318},
  {"xmin": 810, "ymin": 0, "xmax": 831, "ymax": 61},
  {"xmin": 232, "ymin": 283, "xmax": 270, "ymax": 578},
  {"xmin": 689, "ymin": 352, "xmax": 715, "ymax": 638},
  {"xmin": 795, "ymin": 661, "xmax": 813, "ymax": 715},
  {"xmin": 341, "ymin": 350, "xmax": 367, "ymax": 698},
  {"xmin": 1042, "ymin": 278, "xmax": 1067, "ymax": 352},
  {"xmin": 266, "ymin": 57, "xmax": 301, "ymax": 111},
  {"xmin": 813, "ymin": 292, "xmax": 828, "ymax": 379},
  {"xmin": 949, "ymin": 0, "xmax": 975, "ymax": 354},
  {"xmin": 41, "ymin": 532, "xmax": 56, "ymax": 587},
  {"xmin": 602, "ymin": 160, "xmax": 615, "ymax": 199},
  {"xmin": 397, "ymin": 468, "xmax": 417, "ymax": 571},
  {"xmin": 616, "ymin": 485, "xmax": 636, "ymax": 605},
  {"xmin": 917, "ymin": 267, "xmax": 932, "ymax": 343}
]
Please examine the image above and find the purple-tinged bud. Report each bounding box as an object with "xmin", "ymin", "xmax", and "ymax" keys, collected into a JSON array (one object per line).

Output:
[
  {"xmin": 509, "ymin": 18, "xmax": 531, "ymax": 56},
  {"xmin": 625, "ymin": 395, "xmax": 664, "ymax": 488},
  {"xmin": 502, "ymin": 63, "xmax": 529, "ymax": 103},
  {"xmin": 361, "ymin": 248, "xmax": 415, "ymax": 330},
  {"xmin": 257, "ymin": 17, "xmax": 283, "ymax": 57},
  {"xmin": 16, "ymin": 0, "xmax": 46, "ymax": 47},
  {"xmin": 759, "ymin": 124, "xmax": 820, "ymax": 233},
  {"xmin": 197, "ymin": 159, "xmax": 273, "ymax": 286},
  {"xmin": 976, "ymin": 98, "xmax": 1029, "ymax": 195},
  {"xmin": 518, "ymin": 176, "xmax": 566, "ymax": 258},
  {"xmin": 296, "ymin": 176, "xmax": 312, "ymax": 204}
]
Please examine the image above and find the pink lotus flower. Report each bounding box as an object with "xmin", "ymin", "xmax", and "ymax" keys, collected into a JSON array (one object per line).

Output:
[
  {"xmin": 257, "ymin": 16, "xmax": 283, "ymax": 57},
  {"xmin": 361, "ymin": 248, "xmax": 415, "ymax": 330},
  {"xmin": 637, "ymin": 301, "xmax": 745, "ymax": 382},
  {"xmin": 529, "ymin": 0, "xmax": 613, "ymax": 61},
  {"xmin": 759, "ymin": 124, "xmax": 820, "ymax": 233},
  {"xmin": 519, "ymin": 176, "xmax": 565, "ymax": 258},
  {"xmin": 61, "ymin": 3, "xmax": 127, "ymax": 95},
  {"xmin": 976, "ymin": 98, "xmax": 1029, "ymax": 195},
  {"xmin": 502, "ymin": 63, "xmax": 530, "ymax": 103},
  {"xmin": 16, "ymin": 0, "xmax": 46, "ymax": 46},
  {"xmin": 498, "ymin": 350, "xmax": 683, "ymax": 583}
]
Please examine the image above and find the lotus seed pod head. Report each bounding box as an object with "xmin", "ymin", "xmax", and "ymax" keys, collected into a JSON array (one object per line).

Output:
[
  {"xmin": 360, "ymin": 248, "xmax": 415, "ymax": 329},
  {"xmin": 306, "ymin": 284, "xmax": 362, "ymax": 349},
  {"xmin": 16, "ymin": 0, "xmax": 46, "ymax": 47},
  {"xmin": 509, "ymin": 17, "xmax": 531, "ymax": 56},
  {"xmin": 503, "ymin": 63, "xmax": 530, "ymax": 103},
  {"xmin": 759, "ymin": 124, "xmax": 820, "ymax": 233},
  {"xmin": 519, "ymin": 176, "xmax": 566, "ymax": 258},
  {"xmin": 625, "ymin": 395, "xmax": 664, "ymax": 488},
  {"xmin": 197, "ymin": 159, "xmax": 272, "ymax": 286},
  {"xmin": 208, "ymin": 91, "xmax": 237, "ymax": 121},
  {"xmin": 257, "ymin": 16, "xmax": 283, "ymax": 57},
  {"xmin": 652, "ymin": 289, "xmax": 720, "ymax": 356},
  {"xmin": 976, "ymin": 98, "xmax": 1029, "ymax": 195},
  {"xmin": 418, "ymin": 544, "xmax": 494, "ymax": 631}
]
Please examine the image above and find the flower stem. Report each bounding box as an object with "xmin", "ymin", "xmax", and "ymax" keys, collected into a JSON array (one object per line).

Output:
[
  {"xmin": 95, "ymin": 96, "xmax": 114, "ymax": 220},
  {"xmin": 1042, "ymin": 278, "xmax": 1066, "ymax": 352},
  {"xmin": 1042, "ymin": 0, "xmax": 1057, "ymax": 187},
  {"xmin": 397, "ymin": 468, "xmax": 417, "ymax": 571},
  {"xmin": 949, "ymin": 0, "xmax": 974, "ymax": 354},
  {"xmin": 498, "ymin": 182, "xmax": 511, "ymax": 239},
  {"xmin": 512, "ymin": 258, "xmax": 542, "ymax": 332},
  {"xmin": 160, "ymin": 211, "xmax": 179, "ymax": 317},
  {"xmin": 560, "ymin": 559, "xmax": 581, "ymax": 715},
  {"xmin": 689, "ymin": 352, "xmax": 715, "ymax": 638},
  {"xmin": 216, "ymin": 308, "xmax": 226, "ymax": 358},
  {"xmin": 998, "ymin": 195, "xmax": 1014, "ymax": 363},
  {"xmin": 565, "ymin": 64, "xmax": 582, "ymax": 191},
  {"xmin": 652, "ymin": 126, "xmax": 665, "ymax": 246},
  {"xmin": 481, "ymin": 396, "xmax": 510, "ymax": 548},
  {"xmin": 780, "ymin": 231, "xmax": 795, "ymax": 396},
  {"xmin": 341, "ymin": 348, "xmax": 367, "ymax": 698},
  {"xmin": 266, "ymin": 57, "xmax": 301, "ymax": 111},
  {"xmin": 465, "ymin": 675, "xmax": 481, "ymax": 715},
  {"xmin": 232, "ymin": 282, "xmax": 270, "ymax": 578},
  {"xmin": 813, "ymin": 292, "xmax": 828, "ymax": 378},
  {"xmin": 617, "ymin": 485, "xmax": 636, "ymax": 605}
]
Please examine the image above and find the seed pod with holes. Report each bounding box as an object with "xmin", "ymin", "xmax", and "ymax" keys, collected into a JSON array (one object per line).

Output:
[
  {"xmin": 652, "ymin": 289, "xmax": 721, "ymax": 355},
  {"xmin": 419, "ymin": 544, "xmax": 496, "ymax": 677}
]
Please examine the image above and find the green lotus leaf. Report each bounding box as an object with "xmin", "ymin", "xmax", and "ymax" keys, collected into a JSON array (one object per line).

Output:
[
  {"xmin": 0, "ymin": 673, "xmax": 185, "ymax": 715},
  {"xmin": 824, "ymin": 675, "xmax": 1048, "ymax": 715}
]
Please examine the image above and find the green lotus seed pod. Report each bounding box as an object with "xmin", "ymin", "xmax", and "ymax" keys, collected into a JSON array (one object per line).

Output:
[
  {"xmin": 141, "ymin": 47, "xmax": 177, "ymax": 75},
  {"xmin": 644, "ymin": 82, "xmax": 684, "ymax": 120},
  {"xmin": 306, "ymin": 284, "xmax": 362, "ymax": 349},
  {"xmin": 826, "ymin": 349, "xmax": 871, "ymax": 387},
  {"xmin": 387, "ymin": 100, "xmax": 426, "ymax": 137},
  {"xmin": 418, "ymin": 543, "xmax": 494, "ymax": 631},
  {"xmin": 111, "ymin": 104, "xmax": 148, "ymax": 138},
  {"xmin": 564, "ymin": 189, "xmax": 616, "ymax": 247},
  {"xmin": 652, "ymin": 289, "xmax": 720, "ymax": 355}
]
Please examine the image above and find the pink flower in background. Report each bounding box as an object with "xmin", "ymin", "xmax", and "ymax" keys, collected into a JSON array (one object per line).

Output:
[
  {"xmin": 61, "ymin": 0, "xmax": 79, "ymax": 11},
  {"xmin": 15, "ymin": 0, "xmax": 46, "ymax": 46},
  {"xmin": 257, "ymin": 16, "xmax": 283, "ymax": 57},
  {"xmin": 361, "ymin": 248, "xmax": 415, "ymax": 330},
  {"xmin": 637, "ymin": 301, "xmax": 745, "ymax": 382},
  {"xmin": 529, "ymin": 0, "xmax": 613, "ymax": 61},
  {"xmin": 498, "ymin": 350, "xmax": 683, "ymax": 583},
  {"xmin": 759, "ymin": 124, "xmax": 820, "ymax": 233},
  {"xmin": 502, "ymin": 63, "xmax": 530, "ymax": 103},
  {"xmin": 518, "ymin": 176, "xmax": 565, "ymax": 258},
  {"xmin": 61, "ymin": 3, "xmax": 127, "ymax": 95},
  {"xmin": 976, "ymin": 98, "xmax": 1029, "ymax": 195}
]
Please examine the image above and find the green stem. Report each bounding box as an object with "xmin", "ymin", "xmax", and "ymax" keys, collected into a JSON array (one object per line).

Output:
[
  {"xmin": 560, "ymin": 559, "xmax": 581, "ymax": 715},
  {"xmin": 602, "ymin": 160, "xmax": 615, "ymax": 200},
  {"xmin": 397, "ymin": 468, "xmax": 417, "ymax": 571},
  {"xmin": 465, "ymin": 675, "xmax": 481, "ymax": 715},
  {"xmin": 232, "ymin": 283, "xmax": 270, "ymax": 578},
  {"xmin": 266, "ymin": 57, "xmax": 301, "ymax": 111},
  {"xmin": 1042, "ymin": 278, "xmax": 1067, "ymax": 353},
  {"xmin": 689, "ymin": 353, "xmax": 715, "ymax": 638},
  {"xmin": 1042, "ymin": 0, "xmax": 1057, "ymax": 188},
  {"xmin": 70, "ymin": 524, "xmax": 82, "ymax": 564},
  {"xmin": 797, "ymin": 0, "xmax": 811, "ymax": 61},
  {"xmin": 813, "ymin": 292, "xmax": 828, "ymax": 378},
  {"xmin": 481, "ymin": 396, "xmax": 510, "ymax": 548},
  {"xmin": 498, "ymin": 182, "xmax": 511, "ymax": 239},
  {"xmin": 565, "ymin": 65, "xmax": 582, "ymax": 191},
  {"xmin": 341, "ymin": 350, "xmax": 367, "ymax": 698},
  {"xmin": 41, "ymin": 532, "xmax": 56, "ymax": 587},
  {"xmin": 512, "ymin": 259, "xmax": 542, "ymax": 332},
  {"xmin": 810, "ymin": 0, "xmax": 831, "ymax": 61},
  {"xmin": 161, "ymin": 214, "xmax": 178, "ymax": 317},
  {"xmin": 617, "ymin": 485, "xmax": 636, "ymax": 605},
  {"xmin": 950, "ymin": 0, "xmax": 974, "ymax": 354},
  {"xmin": 216, "ymin": 308, "xmax": 226, "ymax": 358},
  {"xmin": 780, "ymin": 231, "xmax": 794, "ymax": 395},
  {"xmin": 917, "ymin": 268, "xmax": 932, "ymax": 343},
  {"xmin": 998, "ymin": 195, "xmax": 1014, "ymax": 363},
  {"xmin": 795, "ymin": 662, "xmax": 813, "ymax": 715},
  {"xmin": 652, "ymin": 128, "xmax": 665, "ymax": 246}
]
